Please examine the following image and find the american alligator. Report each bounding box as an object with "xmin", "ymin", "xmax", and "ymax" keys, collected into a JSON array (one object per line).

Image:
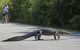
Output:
[
  {"xmin": 34, "ymin": 29, "xmax": 60, "ymax": 40},
  {"xmin": 2, "ymin": 29, "xmax": 60, "ymax": 42}
]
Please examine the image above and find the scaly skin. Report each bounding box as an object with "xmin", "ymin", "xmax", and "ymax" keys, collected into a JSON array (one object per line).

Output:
[
  {"xmin": 2, "ymin": 29, "xmax": 60, "ymax": 42},
  {"xmin": 34, "ymin": 29, "xmax": 60, "ymax": 40}
]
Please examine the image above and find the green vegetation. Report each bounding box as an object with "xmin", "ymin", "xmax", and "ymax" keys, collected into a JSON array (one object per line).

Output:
[{"xmin": 0, "ymin": 0, "xmax": 80, "ymax": 31}]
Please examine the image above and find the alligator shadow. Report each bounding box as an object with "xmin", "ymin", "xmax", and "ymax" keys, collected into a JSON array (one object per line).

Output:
[
  {"xmin": 2, "ymin": 36, "xmax": 68, "ymax": 42},
  {"xmin": 2, "ymin": 34, "xmax": 34, "ymax": 42}
]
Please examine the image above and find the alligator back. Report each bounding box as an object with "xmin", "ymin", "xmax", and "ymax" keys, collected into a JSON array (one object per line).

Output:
[{"xmin": 41, "ymin": 29, "xmax": 56, "ymax": 36}]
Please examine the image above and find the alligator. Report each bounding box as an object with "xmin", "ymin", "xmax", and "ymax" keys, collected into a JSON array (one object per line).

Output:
[
  {"xmin": 34, "ymin": 29, "xmax": 60, "ymax": 40},
  {"xmin": 2, "ymin": 29, "xmax": 60, "ymax": 42}
]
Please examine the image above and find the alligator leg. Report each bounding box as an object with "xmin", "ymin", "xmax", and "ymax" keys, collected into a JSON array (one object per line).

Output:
[
  {"xmin": 34, "ymin": 34, "xmax": 41, "ymax": 41},
  {"xmin": 57, "ymin": 34, "xmax": 60, "ymax": 39},
  {"xmin": 35, "ymin": 35, "xmax": 38, "ymax": 41},
  {"xmin": 53, "ymin": 33, "xmax": 60, "ymax": 40},
  {"xmin": 54, "ymin": 34, "xmax": 57, "ymax": 40}
]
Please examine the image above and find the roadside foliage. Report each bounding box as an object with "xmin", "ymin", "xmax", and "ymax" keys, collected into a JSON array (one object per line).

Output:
[{"xmin": 0, "ymin": 0, "xmax": 80, "ymax": 31}]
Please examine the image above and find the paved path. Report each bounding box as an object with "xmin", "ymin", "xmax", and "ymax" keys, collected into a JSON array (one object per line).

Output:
[{"xmin": 0, "ymin": 23, "xmax": 80, "ymax": 50}]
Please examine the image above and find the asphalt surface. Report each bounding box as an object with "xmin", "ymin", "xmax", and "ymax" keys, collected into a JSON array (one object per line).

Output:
[{"xmin": 0, "ymin": 23, "xmax": 80, "ymax": 50}]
